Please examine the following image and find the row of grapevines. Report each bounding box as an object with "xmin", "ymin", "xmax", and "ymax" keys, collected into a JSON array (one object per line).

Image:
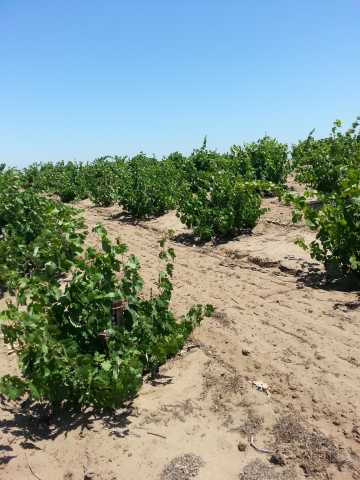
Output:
[
  {"xmin": 20, "ymin": 135, "xmax": 289, "ymax": 216},
  {"xmin": 23, "ymin": 156, "xmax": 127, "ymax": 204},
  {"xmin": 15, "ymin": 118, "xmax": 360, "ymax": 273}
]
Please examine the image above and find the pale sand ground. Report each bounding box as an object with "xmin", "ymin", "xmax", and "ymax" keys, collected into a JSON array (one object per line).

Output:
[{"xmin": 1, "ymin": 194, "xmax": 359, "ymax": 480}]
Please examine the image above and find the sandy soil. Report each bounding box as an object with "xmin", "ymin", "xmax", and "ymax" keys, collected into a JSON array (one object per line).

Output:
[{"xmin": 1, "ymin": 195, "xmax": 360, "ymax": 480}]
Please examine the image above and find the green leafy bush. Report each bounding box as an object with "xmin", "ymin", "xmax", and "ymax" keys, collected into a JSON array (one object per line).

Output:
[
  {"xmin": 55, "ymin": 162, "xmax": 89, "ymax": 202},
  {"xmin": 231, "ymin": 136, "xmax": 289, "ymax": 184},
  {"xmin": 177, "ymin": 172, "xmax": 265, "ymax": 241},
  {"xmin": 0, "ymin": 165, "xmax": 21, "ymax": 191},
  {"xmin": 23, "ymin": 161, "xmax": 89, "ymax": 202},
  {"xmin": 119, "ymin": 154, "xmax": 178, "ymax": 218},
  {"xmin": 285, "ymin": 167, "xmax": 360, "ymax": 274},
  {"xmin": 0, "ymin": 178, "xmax": 85, "ymax": 289},
  {"xmin": 292, "ymin": 118, "xmax": 360, "ymax": 193},
  {"xmin": 22, "ymin": 162, "xmax": 56, "ymax": 191},
  {"xmin": 172, "ymin": 141, "xmax": 251, "ymax": 198},
  {"xmin": 0, "ymin": 227, "xmax": 213, "ymax": 408},
  {"xmin": 84, "ymin": 156, "xmax": 126, "ymax": 207},
  {"xmin": 187, "ymin": 138, "xmax": 225, "ymax": 173}
]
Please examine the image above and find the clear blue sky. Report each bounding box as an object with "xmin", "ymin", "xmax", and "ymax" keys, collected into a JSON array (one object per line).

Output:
[{"xmin": 1, "ymin": 0, "xmax": 359, "ymax": 168}]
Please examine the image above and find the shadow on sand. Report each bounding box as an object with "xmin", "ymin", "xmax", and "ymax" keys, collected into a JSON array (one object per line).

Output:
[
  {"xmin": 294, "ymin": 261, "xmax": 360, "ymax": 293},
  {"xmin": 0, "ymin": 397, "xmax": 137, "ymax": 446}
]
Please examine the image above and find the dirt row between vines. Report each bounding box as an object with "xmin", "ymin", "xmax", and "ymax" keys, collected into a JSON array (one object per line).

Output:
[{"xmin": 1, "ymin": 196, "xmax": 360, "ymax": 480}]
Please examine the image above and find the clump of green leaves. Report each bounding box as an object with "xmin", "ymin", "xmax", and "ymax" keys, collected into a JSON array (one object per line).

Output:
[
  {"xmin": 23, "ymin": 157, "xmax": 128, "ymax": 206},
  {"xmin": 187, "ymin": 149, "xmax": 235, "ymax": 191},
  {"xmin": 0, "ymin": 176, "xmax": 85, "ymax": 290},
  {"xmin": 231, "ymin": 136, "xmax": 289, "ymax": 184},
  {"xmin": 23, "ymin": 161, "xmax": 89, "ymax": 202},
  {"xmin": 119, "ymin": 154, "xmax": 178, "ymax": 218},
  {"xmin": 177, "ymin": 172, "xmax": 265, "ymax": 241},
  {"xmin": 0, "ymin": 226, "xmax": 213, "ymax": 408},
  {"xmin": 170, "ymin": 140, "xmax": 255, "ymax": 198},
  {"xmin": 284, "ymin": 167, "xmax": 360, "ymax": 274},
  {"xmin": 86, "ymin": 156, "xmax": 126, "ymax": 207},
  {"xmin": 187, "ymin": 137, "xmax": 225, "ymax": 173},
  {"xmin": 292, "ymin": 118, "xmax": 360, "ymax": 193}
]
